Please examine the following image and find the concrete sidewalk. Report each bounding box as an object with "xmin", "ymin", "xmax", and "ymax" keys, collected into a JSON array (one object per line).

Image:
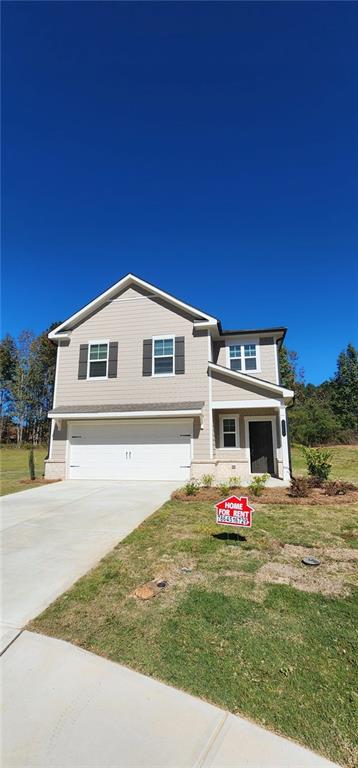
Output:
[{"xmin": 2, "ymin": 631, "xmax": 338, "ymax": 768}]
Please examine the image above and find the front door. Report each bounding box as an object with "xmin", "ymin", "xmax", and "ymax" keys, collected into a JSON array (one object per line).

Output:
[{"xmin": 249, "ymin": 420, "xmax": 275, "ymax": 474}]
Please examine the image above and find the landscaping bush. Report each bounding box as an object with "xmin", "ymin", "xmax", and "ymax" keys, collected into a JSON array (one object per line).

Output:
[
  {"xmin": 228, "ymin": 475, "xmax": 241, "ymax": 489},
  {"xmin": 201, "ymin": 473, "xmax": 214, "ymax": 488},
  {"xmin": 290, "ymin": 476, "xmax": 311, "ymax": 498},
  {"xmin": 28, "ymin": 448, "xmax": 35, "ymax": 480},
  {"xmin": 324, "ymin": 479, "xmax": 357, "ymax": 496},
  {"xmin": 183, "ymin": 480, "xmax": 199, "ymax": 496},
  {"xmin": 248, "ymin": 473, "xmax": 270, "ymax": 497},
  {"xmin": 217, "ymin": 482, "xmax": 231, "ymax": 496},
  {"xmin": 303, "ymin": 447, "xmax": 332, "ymax": 481},
  {"xmin": 306, "ymin": 475, "xmax": 325, "ymax": 489}
]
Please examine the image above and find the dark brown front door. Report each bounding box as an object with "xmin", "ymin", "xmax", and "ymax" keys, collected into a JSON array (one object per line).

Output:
[{"xmin": 249, "ymin": 421, "xmax": 275, "ymax": 474}]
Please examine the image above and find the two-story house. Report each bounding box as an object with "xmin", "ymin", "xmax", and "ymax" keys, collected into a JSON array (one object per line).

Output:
[{"xmin": 45, "ymin": 274, "xmax": 294, "ymax": 485}]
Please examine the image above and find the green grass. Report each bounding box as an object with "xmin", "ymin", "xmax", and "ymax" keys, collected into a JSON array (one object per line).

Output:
[
  {"xmin": 31, "ymin": 498, "xmax": 358, "ymax": 767},
  {"xmin": 292, "ymin": 444, "xmax": 358, "ymax": 484},
  {"xmin": 0, "ymin": 445, "xmax": 48, "ymax": 496}
]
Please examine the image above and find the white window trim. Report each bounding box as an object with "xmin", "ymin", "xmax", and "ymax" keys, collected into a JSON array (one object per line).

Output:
[
  {"xmin": 87, "ymin": 339, "xmax": 110, "ymax": 380},
  {"xmin": 152, "ymin": 335, "xmax": 175, "ymax": 377},
  {"xmin": 219, "ymin": 414, "xmax": 240, "ymax": 449},
  {"xmin": 226, "ymin": 337, "xmax": 261, "ymax": 373},
  {"xmin": 244, "ymin": 415, "xmax": 278, "ymax": 476}
]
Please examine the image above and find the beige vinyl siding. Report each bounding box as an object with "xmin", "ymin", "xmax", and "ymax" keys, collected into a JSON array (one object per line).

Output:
[
  {"xmin": 54, "ymin": 286, "xmax": 210, "ymax": 461},
  {"xmin": 211, "ymin": 372, "xmax": 273, "ymax": 401},
  {"xmin": 51, "ymin": 422, "xmax": 67, "ymax": 463},
  {"xmin": 215, "ymin": 336, "xmax": 277, "ymax": 383}
]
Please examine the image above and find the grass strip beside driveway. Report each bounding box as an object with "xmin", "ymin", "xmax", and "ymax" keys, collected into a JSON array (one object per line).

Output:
[
  {"xmin": 30, "ymin": 498, "xmax": 358, "ymax": 768},
  {"xmin": 0, "ymin": 446, "xmax": 48, "ymax": 496}
]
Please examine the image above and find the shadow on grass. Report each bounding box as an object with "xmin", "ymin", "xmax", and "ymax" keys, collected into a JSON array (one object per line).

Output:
[{"xmin": 212, "ymin": 532, "xmax": 247, "ymax": 542}]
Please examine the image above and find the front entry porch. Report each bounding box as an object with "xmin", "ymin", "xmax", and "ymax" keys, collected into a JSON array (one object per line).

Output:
[{"xmin": 192, "ymin": 405, "xmax": 291, "ymax": 487}]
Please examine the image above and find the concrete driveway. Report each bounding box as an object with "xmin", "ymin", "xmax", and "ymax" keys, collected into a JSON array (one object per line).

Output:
[{"xmin": 0, "ymin": 480, "xmax": 176, "ymax": 649}]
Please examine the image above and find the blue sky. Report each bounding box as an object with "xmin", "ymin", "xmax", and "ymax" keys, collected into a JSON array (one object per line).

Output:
[{"xmin": 2, "ymin": 1, "xmax": 357, "ymax": 384}]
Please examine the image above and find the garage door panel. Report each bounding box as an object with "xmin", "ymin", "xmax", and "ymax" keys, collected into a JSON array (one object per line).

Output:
[{"xmin": 69, "ymin": 420, "xmax": 191, "ymax": 481}]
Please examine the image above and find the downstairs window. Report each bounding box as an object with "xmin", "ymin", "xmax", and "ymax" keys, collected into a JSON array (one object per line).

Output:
[{"xmin": 221, "ymin": 417, "xmax": 238, "ymax": 448}]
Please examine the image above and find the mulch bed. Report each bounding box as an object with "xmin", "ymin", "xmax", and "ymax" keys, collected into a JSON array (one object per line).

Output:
[
  {"xmin": 171, "ymin": 486, "xmax": 358, "ymax": 506},
  {"xmin": 20, "ymin": 478, "xmax": 61, "ymax": 486}
]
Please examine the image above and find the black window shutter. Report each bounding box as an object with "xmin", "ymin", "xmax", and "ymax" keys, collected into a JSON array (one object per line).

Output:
[
  {"xmin": 142, "ymin": 339, "xmax": 153, "ymax": 376},
  {"xmin": 78, "ymin": 344, "xmax": 88, "ymax": 379},
  {"xmin": 175, "ymin": 336, "xmax": 185, "ymax": 374},
  {"xmin": 108, "ymin": 342, "xmax": 118, "ymax": 378}
]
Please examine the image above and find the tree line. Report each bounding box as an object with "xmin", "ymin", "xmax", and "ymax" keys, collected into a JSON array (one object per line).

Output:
[
  {"xmin": 279, "ymin": 342, "xmax": 358, "ymax": 445},
  {"xmin": 0, "ymin": 324, "xmax": 58, "ymax": 445},
  {"xmin": 0, "ymin": 325, "xmax": 357, "ymax": 447}
]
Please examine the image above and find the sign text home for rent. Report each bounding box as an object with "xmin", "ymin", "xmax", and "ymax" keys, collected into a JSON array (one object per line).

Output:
[{"xmin": 215, "ymin": 495, "xmax": 254, "ymax": 528}]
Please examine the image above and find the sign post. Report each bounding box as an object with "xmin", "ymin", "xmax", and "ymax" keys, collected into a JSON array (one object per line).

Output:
[{"xmin": 215, "ymin": 495, "xmax": 254, "ymax": 545}]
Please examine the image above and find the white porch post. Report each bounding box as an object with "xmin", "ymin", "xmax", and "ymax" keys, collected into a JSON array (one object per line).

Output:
[{"xmin": 279, "ymin": 405, "xmax": 291, "ymax": 483}]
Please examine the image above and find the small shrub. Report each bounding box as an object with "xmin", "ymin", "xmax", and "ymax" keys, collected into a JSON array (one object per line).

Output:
[
  {"xmin": 306, "ymin": 475, "xmax": 324, "ymax": 489},
  {"xmin": 28, "ymin": 448, "xmax": 35, "ymax": 480},
  {"xmin": 201, "ymin": 473, "xmax": 214, "ymax": 488},
  {"xmin": 324, "ymin": 480, "xmax": 357, "ymax": 496},
  {"xmin": 248, "ymin": 473, "xmax": 270, "ymax": 497},
  {"xmin": 290, "ymin": 476, "xmax": 311, "ymax": 498},
  {"xmin": 184, "ymin": 480, "xmax": 199, "ymax": 496},
  {"xmin": 218, "ymin": 482, "xmax": 231, "ymax": 496},
  {"xmin": 228, "ymin": 475, "xmax": 241, "ymax": 489},
  {"xmin": 302, "ymin": 447, "xmax": 332, "ymax": 481}
]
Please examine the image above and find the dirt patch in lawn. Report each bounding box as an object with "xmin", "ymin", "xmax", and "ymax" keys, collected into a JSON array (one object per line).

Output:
[
  {"xmin": 256, "ymin": 544, "xmax": 358, "ymax": 596},
  {"xmin": 130, "ymin": 559, "xmax": 206, "ymax": 607}
]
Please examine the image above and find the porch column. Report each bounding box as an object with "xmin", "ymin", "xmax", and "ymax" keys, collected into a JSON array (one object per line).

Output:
[{"xmin": 279, "ymin": 406, "xmax": 291, "ymax": 483}]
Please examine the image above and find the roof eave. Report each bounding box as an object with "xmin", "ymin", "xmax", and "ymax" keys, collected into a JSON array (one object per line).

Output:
[{"xmin": 218, "ymin": 322, "xmax": 287, "ymax": 338}]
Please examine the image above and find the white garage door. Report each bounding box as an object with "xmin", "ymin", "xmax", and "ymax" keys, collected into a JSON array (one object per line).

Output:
[{"xmin": 68, "ymin": 419, "xmax": 192, "ymax": 481}]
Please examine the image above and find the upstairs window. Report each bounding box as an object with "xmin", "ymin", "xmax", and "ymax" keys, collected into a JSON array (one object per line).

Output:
[
  {"xmin": 153, "ymin": 337, "xmax": 174, "ymax": 375},
  {"xmin": 228, "ymin": 342, "xmax": 259, "ymax": 372},
  {"xmin": 229, "ymin": 345, "xmax": 242, "ymax": 371},
  {"xmin": 244, "ymin": 344, "xmax": 257, "ymax": 371},
  {"xmin": 88, "ymin": 342, "xmax": 108, "ymax": 378},
  {"xmin": 221, "ymin": 416, "xmax": 238, "ymax": 448}
]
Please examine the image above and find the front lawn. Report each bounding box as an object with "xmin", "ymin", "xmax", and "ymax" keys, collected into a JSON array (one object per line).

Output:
[
  {"xmin": 0, "ymin": 445, "xmax": 48, "ymax": 496},
  {"xmin": 31, "ymin": 497, "xmax": 358, "ymax": 767},
  {"xmin": 291, "ymin": 444, "xmax": 358, "ymax": 483}
]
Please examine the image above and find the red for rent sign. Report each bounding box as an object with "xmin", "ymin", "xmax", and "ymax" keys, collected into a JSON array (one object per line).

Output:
[{"xmin": 215, "ymin": 495, "xmax": 254, "ymax": 528}]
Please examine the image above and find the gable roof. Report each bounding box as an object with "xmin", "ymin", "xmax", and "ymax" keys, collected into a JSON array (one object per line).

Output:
[
  {"xmin": 49, "ymin": 273, "xmax": 218, "ymax": 340},
  {"xmin": 208, "ymin": 362, "xmax": 294, "ymax": 403}
]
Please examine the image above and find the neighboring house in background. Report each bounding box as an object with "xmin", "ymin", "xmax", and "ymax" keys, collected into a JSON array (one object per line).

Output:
[{"xmin": 45, "ymin": 274, "xmax": 294, "ymax": 485}]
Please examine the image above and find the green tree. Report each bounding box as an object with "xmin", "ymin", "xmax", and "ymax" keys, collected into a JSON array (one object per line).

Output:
[
  {"xmin": 0, "ymin": 334, "xmax": 16, "ymax": 438},
  {"xmin": 289, "ymin": 399, "xmax": 341, "ymax": 445},
  {"xmin": 28, "ymin": 325, "xmax": 57, "ymax": 443},
  {"xmin": 279, "ymin": 345, "xmax": 297, "ymax": 389},
  {"xmin": 10, "ymin": 331, "xmax": 34, "ymax": 445},
  {"xmin": 331, "ymin": 343, "xmax": 358, "ymax": 432}
]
